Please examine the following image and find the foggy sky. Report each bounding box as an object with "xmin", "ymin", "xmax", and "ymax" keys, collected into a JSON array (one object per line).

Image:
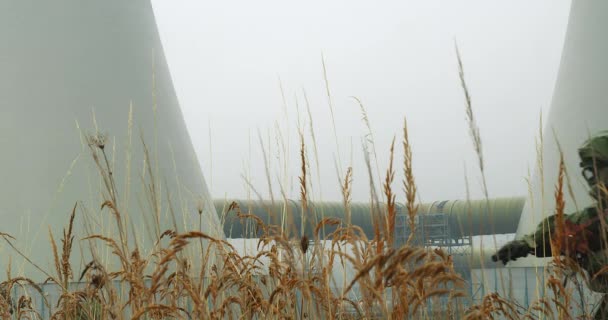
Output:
[{"xmin": 151, "ymin": 1, "xmax": 571, "ymax": 203}]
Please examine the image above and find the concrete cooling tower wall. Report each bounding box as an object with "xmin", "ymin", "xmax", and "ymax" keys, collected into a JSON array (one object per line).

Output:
[
  {"xmin": 0, "ymin": 1, "xmax": 222, "ymax": 279},
  {"xmin": 515, "ymin": 0, "xmax": 608, "ymax": 257}
]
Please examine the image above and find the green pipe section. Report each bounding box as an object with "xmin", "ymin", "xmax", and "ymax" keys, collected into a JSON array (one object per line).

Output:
[
  {"xmin": 215, "ymin": 199, "xmax": 379, "ymax": 239},
  {"xmin": 419, "ymin": 197, "xmax": 526, "ymax": 238},
  {"xmin": 215, "ymin": 197, "xmax": 525, "ymax": 239}
]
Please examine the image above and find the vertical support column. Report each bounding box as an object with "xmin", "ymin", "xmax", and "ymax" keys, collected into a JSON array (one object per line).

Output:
[
  {"xmin": 524, "ymin": 267, "xmax": 529, "ymax": 308},
  {"xmin": 493, "ymin": 268, "xmax": 497, "ymax": 293}
]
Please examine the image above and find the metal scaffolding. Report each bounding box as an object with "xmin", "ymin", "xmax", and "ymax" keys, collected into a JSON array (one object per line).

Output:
[{"xmin": 395, "ymin": 212, "xmax": 472, "ymax": 256}]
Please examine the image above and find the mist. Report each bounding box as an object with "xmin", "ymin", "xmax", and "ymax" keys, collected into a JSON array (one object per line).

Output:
[{"xmin": 151, "ymin": 0, "xmax": 571, "ymax": 203}]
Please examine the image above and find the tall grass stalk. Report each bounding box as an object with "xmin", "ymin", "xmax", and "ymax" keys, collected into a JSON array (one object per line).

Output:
[
  {"xmin": 402, "ymin": 118, "xmax": 419, "ymax": 247},
  {"xmin": 455, "ymin": 42, "xmax": 509, "ymax": 296}
]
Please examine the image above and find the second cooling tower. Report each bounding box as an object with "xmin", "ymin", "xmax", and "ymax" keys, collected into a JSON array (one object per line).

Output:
[{"xmin": 516, "ymin": 1, "xmax": 608, "ymax": 250}]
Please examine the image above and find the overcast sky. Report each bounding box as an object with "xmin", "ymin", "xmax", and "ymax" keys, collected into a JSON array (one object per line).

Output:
[{"xmin": 150, "ymin": 1, "xmax": 571, "ymax": 203}]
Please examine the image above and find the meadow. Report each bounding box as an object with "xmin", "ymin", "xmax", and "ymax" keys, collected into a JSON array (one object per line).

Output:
[{"xmin": 0, "ymin": 50, "xmax": 602, "ymax": 320}]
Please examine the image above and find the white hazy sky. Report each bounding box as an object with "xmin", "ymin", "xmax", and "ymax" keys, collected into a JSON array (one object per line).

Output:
[{"xmin": 151, "ymin": 1, "xmax": 572, "ymax": 203}]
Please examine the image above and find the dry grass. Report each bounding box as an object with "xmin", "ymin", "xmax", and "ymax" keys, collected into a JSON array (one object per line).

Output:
[
  {"xmin": 0, "ymin": 60, "xmax": 602, "ymax": 320},
  {"xmin": 402, "ymin": 117, "xmax": 418, "ymax": 248},
  {"xmin": 0, "ymin": 134, "xmax": 600, "ymax": 320},
  {"xmin": 2, "ymin": 126, "xmax": 587, "ymax": 320},
  {"xmin": 0, "ymin": 125, "xmax": 473, "ymax": 319}
]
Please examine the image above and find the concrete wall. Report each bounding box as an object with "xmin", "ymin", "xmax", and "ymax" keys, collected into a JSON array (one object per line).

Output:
[
  {"xmin": 0, "ymin": 1, "xmax": 222, "ymax": 280},
  {"xmin": 516, "ymin": 1, "xmax": 608, "ymax": 239}
]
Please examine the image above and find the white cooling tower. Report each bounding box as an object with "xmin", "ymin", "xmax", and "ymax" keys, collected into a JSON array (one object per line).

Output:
[
  {"xmin": 516, "ymin": 0, "xmax": 608, "ymax": 244},
  {"xmin": 0, "ymin": 1, "xmax": 222, "ymax": 277}
]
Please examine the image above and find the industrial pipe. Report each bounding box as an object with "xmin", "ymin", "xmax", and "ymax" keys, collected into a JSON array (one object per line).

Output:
[{"xmin": 216, "ymin": 197, "xmax": 525, "ymax": 239}]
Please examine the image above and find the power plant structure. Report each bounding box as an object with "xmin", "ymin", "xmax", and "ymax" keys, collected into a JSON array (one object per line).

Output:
[
  {"xmin": 217, "ymin": 198, "xmax": 524, "ymax": 241},
  {"xmin": 516, "ymin": 0, "xmax": 608, "ymax": 243},
  {"xmin": 216, "ymin": 197, "xmax": 526, "ymax": 309},
  {"xmin": 1, "ymin": 0, "xmax": 607, "ymax": 318},
  {"xmin": 509, "ymin": 0, "xmax": 608, "ymax": 313},
  {"xmin": 0, "ymin": 0, "xmax": 223, "ymax": 281},
  {"xmin": 215, "ymin": 0, "xmax": 608, "ymax": 314}
]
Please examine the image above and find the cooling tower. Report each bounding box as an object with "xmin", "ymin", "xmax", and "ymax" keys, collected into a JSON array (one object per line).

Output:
[
  {"xmin": 0, "ymin": 1, "xmax": 222, "ymax": 278},
  {"xmin": 515, "ymin": 1, "xmax": 608, "ymax": 248}
]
